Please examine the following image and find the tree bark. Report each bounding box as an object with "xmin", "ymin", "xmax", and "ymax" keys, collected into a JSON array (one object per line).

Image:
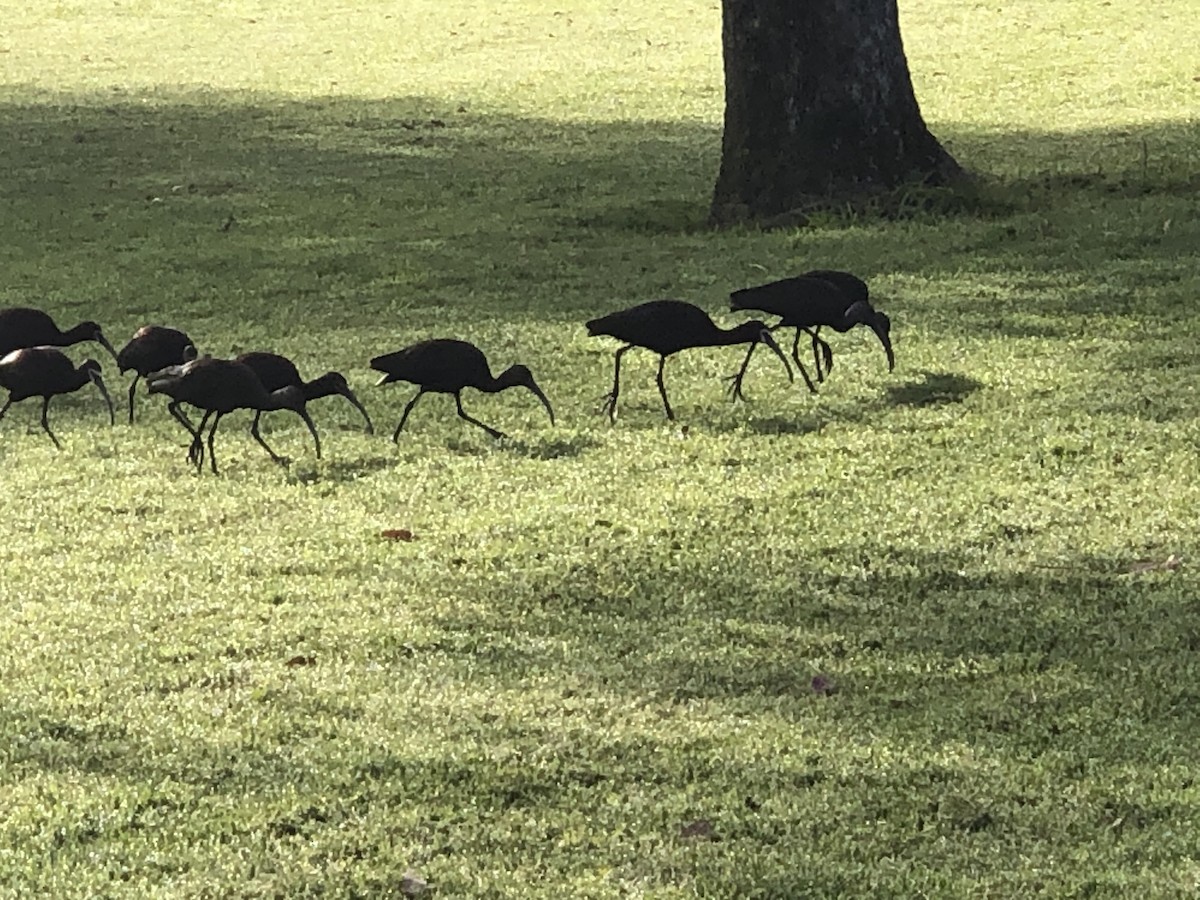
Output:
[{"xmin": 711, "ymin": 0, "xmax": 963, "ymax": 226}]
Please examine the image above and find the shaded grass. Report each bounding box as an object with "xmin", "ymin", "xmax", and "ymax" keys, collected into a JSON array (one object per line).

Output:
[{"xmin": 2, "ymin": 0, "xmax": 1200, "ymax": 897}]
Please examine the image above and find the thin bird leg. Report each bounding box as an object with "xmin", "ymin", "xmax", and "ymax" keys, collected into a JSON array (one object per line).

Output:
[
  {"xmin": 127, "ymin": 375, "xmax": 140, "ymax": 424},
  {"xmin": 729, "ymin": 327, "xmax": 816, "ymax": 397},
  {"xmin": 599, "ymin": 345, "xmax": 631, "ymax": 422},
  {"xmin": 249, "ymin": 411, "xmax": 286, "ymax": 464},
  {"xmin": 294, "ymin": 407, "xmax": 322, "ymax": 460},
  {"xmin": 392, "ymin": 390, "xmax": 425, "ymax": 443},
  {"xmin": 654, "ymin": 354, "xmax": 675, "ymax": 421},
  {"xmin": 808, "ymin": 327, "xmax": 833, "ymax": 381},
  {"xmin": 39, "ymin": 396, "xmax": 63, "ymax": 450},
  {"xmin": 167, "ymin": 400, "xmax": 200, "ymax": 439},
  {"xmin": 455, "ymin": 392, "xmax": 505, "ymax": 440},
  {"xmin": 206, "ymin": 412, "xmax": 224, "ymax": 475},
  {"xmin": 188, "ymin": 410, "xmax": 212, "ymax": 468},
  {"xmin": 725, "ymin": 343, "xmax": 756, "ymax": 402},
  {"xmin": 0, "ymin": 398, "xmax": 11, "ymax": 423}
]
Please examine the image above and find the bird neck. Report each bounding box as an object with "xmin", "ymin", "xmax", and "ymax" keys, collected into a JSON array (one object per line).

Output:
[
  {"xmin": 712, "ymin": 322, "xmax": 760, "ymax": 347},
  {"xmin": 61, "ymin": 324, "xmax": 94, "ymax": 346}
]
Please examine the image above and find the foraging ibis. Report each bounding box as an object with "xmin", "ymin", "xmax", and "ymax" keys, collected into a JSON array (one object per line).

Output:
[
  {"xmin": 585, "ymin": 299, "xmax": 793, "ymax": 422},
  {"xmin": 146, "ymin": 357, "xmax": 319, "ymax": 474},
  {"xmin": 369, "ymin": 339, "xmax": 554, "ymax": 441},
  {"xmin": 235, "ymin": 351, "xmax": 374, "ymax": 441},
  {"xmin": 729, "ymin": 273, "xmax": 894, "ymax": 387},
  {"xmin": 0, "ymin": 347, "xmax": 114, "ymax": 449},
  {"xmin": 116, "ymin": 325, "xmax": 198, "ymax": 423},
  {"xmin": 0, "ymin": 307, "xmax": 119, "ymax": 361}
]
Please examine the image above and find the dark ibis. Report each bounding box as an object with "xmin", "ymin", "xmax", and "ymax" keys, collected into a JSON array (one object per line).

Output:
[
  {"xmin": 235, "ymin": 352, "xmax": 374, "ymax": 443},
  {"xmin": 369, "ymin": 339, "xmax": 554, "ymax": 441},
  {"xmin": 585, "ymin": 299, "xmax": 793, "ymax": 422},
  {"xmin": 117, "ymin": 325, "xmax": 198, "ymax": 423},
  {"xmin": 145, "ymin": 357, "xmax": 320, "ymax": 474},
  {"xmin": 0, "ymin": 307, "xmax": 119, "ymax": 362},
  {"xmin": 0, "ymin": 347, "xmax": 115, "ymax": 449},
  {"xmin": 729, "ymin": 273, "xmax": 894, "ymax": 387}
]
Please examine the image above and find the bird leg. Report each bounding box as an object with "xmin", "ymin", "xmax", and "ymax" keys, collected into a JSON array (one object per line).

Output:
[
  {"xmin": 206, "ymin": 412, "xmax": 223, "ymax": 475},
  {"xmin": 807, "ymin": 327, "xmax": 833, "ymax": 381},
  {"xmin": 728, "ymin": 328, "xmax": 817, "ymax": 398},
  {"xmin": 392, "ymin": 390, "xmax": 425, "ymax": 442},
  {"xmin": 39, "ymin": 396, "xmax": 63, "ymax": 450},
  {"xmin": 188, "ymin": 410, "xmax": 212, "ymax": 468},
  {"xmin": 725, "ymin": 344, "xmax": 755, "ymax": 402},
  {"xmin": 654, "ymin": 355, "xmax": 675, "ymax": 421},
  {"xmin": 249, "ymin": 411, "xmax": 287, "ymax": 464},
  {"xmin": 598, "ymin": 345, "xmax": 631, "ymax": 422},
  {"xmin": 0, "ymin": 398, "xmax": 11, "ymax": 424},
  {"xmin": 455, "ymin": 393, "xmax": 505, "ymax": 440},
  {"xmin": 127, "ymin": 375, "xmax": 140, "ymax": 424},
  {"xmin": 294, "ymin": 407, "xmax": 322, "ymax": 460}
]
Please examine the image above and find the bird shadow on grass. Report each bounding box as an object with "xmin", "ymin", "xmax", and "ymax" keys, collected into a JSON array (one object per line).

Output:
[
  {"xmin": 885, "ymin": 371, "xmax": 984, "ymax": 407},
  {"xmin": 504, "ymin": 434, "xmax": 602, "ymax": 460},
  {"xmin": 742, "ymin": 413, "xmax": 829, "ymax": 437},
  {"xmin": 286, "ymin": 455, "xmax": 397, "ymax": 485}
]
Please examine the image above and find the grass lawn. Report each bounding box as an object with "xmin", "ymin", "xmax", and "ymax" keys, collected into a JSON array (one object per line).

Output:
[{"xmin": 2, "ymin": 0, "xmax": 1200, "ymax": 896}]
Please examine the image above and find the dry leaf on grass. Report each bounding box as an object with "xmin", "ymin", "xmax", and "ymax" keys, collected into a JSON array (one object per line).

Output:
[
  {"xmin": 381, "ymin": 529, "xmax": 415, "ymax": 542},
  {"xmin": 1127, "ymin": 554, "xmax": 1183, "ymax": 574}
]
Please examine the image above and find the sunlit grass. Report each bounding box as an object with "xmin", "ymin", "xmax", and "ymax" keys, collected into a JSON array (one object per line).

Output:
[{"xmin": 1, "ymin": 0, "xmax": 1199, "ymax": 896}]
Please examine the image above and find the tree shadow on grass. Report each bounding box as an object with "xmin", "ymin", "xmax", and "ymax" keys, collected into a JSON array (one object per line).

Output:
[{"xmin": 0, "ymin": 88, "xmax": 1197, "ymax": 340}]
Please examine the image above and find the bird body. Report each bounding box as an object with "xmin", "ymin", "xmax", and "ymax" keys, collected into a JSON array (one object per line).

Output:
[
  {"xmin": 0, "ymin": 347, "xmax": 114, "ymax": 448},
  {"xmin": 370, "ymin": 339, "xmax": 553, "ymax": 441},
  {"xmin": 0, "ymin": 307, "xmax": 119, "ymax": 361},
  {"xmin": 585, "ymin": 299, "xmax": 793, "ymax": 421},
  {"xmin": 236, "ymin": 351, "xmax": 373, "ymax": 434},
  {"xmin": 146, "ymin": 357, "xmax": 319, "ymax": 473},
  {"xmin": 730, "ymin": 272, "xmax": 894, "ymax": 382},
  {"xmin": 117, "ymin": 325, "xmax": 198, "ymax": 423}
]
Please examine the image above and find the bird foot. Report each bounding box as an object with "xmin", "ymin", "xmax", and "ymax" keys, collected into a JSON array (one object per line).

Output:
[
  {"xmin": 596, "ymin": 393, "xmax": 618, "ymax": 421},
  {"xmin": 722, "ymin": 373, "xmax": 748, "ymax": 403}
]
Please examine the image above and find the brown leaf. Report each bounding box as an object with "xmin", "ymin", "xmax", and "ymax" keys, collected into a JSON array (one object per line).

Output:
[
  {"xmin": 1128, "ymin": 554, "xmax": 1183, "ymax": 574},
  {"xmin": 381, "ymin": 529, "xmax": 415, "ymax": 542},
  {"xmin": 400, "ymin": 872, "xmax": 428, "ymax": 896},
  {"xmin": 811, "ymin": 674, "xmax": 838, "ymax": 696},
  {"xmin": 285, "ymin": 655, "xmax": 316, "ymax": 667},
  {"xmin": 679, "ymin": 819, "xmax": 718, "ymax": 840}
]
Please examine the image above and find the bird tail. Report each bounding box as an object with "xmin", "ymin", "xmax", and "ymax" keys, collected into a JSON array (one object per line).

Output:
[
  {"xmin": 145, "ymin": 364, "xmax": 184, "ymax": 393},
  {"xmin": 368, "ymin": 351, "xmax": 403, "ymax": 372}
]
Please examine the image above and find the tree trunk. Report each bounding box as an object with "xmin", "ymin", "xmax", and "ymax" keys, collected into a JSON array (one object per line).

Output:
[{"xmin": 710, "ymin": 0, "xmax": 963, "ymax": 226}]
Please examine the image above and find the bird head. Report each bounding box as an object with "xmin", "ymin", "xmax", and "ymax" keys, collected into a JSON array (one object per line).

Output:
[
  {"xmin": 846, "ymin": 302, "xmax": 895, "ymax": 372},
  {"xmin": 81, "ymin": 322, "xmax": 119, "ymax": 362},
  {"xmin": 499, "ymin": 364, "xmax": 555, "ymax": 426},
  {"xmin": 313, "ymin": 371, "xmax": 374, "ymax": 434},
  {"xmin": 81, "ymin": 359, "xmax": 115, "ymax": 425}
]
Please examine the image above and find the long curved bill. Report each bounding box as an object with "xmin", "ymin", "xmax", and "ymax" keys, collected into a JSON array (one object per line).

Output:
[
  {"xmin": 526, "ymin": 378, "xmax": 555, "ymax": 426},
  {"xmin": 758, "ymin": 329, "xmax": 794, "ymax": 383},
  {"xmin": 95, "ymin": 331, "xmax": 120, "ymax": 363},
  {"xmin": 871, "ymin": 323, "xmax": 895, "ymax": 372},
  {"xmin": 89, "ymin": 371, "xmax": 115, "ymax": 425},
  {"xmin": 339, "ymin": 386, "xmax": 375, "ymax": 434}
]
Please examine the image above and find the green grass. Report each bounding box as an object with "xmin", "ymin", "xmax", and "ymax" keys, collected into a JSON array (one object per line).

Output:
[{"xmin": 2, "ymin": 0, "xmax": 1200, "ymax": 896}]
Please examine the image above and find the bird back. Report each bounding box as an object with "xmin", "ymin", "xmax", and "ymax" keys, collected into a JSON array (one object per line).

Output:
[
  {"xmin": 730, "ymin": 276, "xmax": 852, "ymax": 325},
  {"xmin": 371, "ymin": 339, "xmax": 489, "ymax": 390}
]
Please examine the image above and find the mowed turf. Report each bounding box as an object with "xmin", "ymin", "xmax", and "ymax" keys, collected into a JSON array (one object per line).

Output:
[{"xmin": 2, "ymin": 1, "xmax": 1200, "ymax": 896}]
